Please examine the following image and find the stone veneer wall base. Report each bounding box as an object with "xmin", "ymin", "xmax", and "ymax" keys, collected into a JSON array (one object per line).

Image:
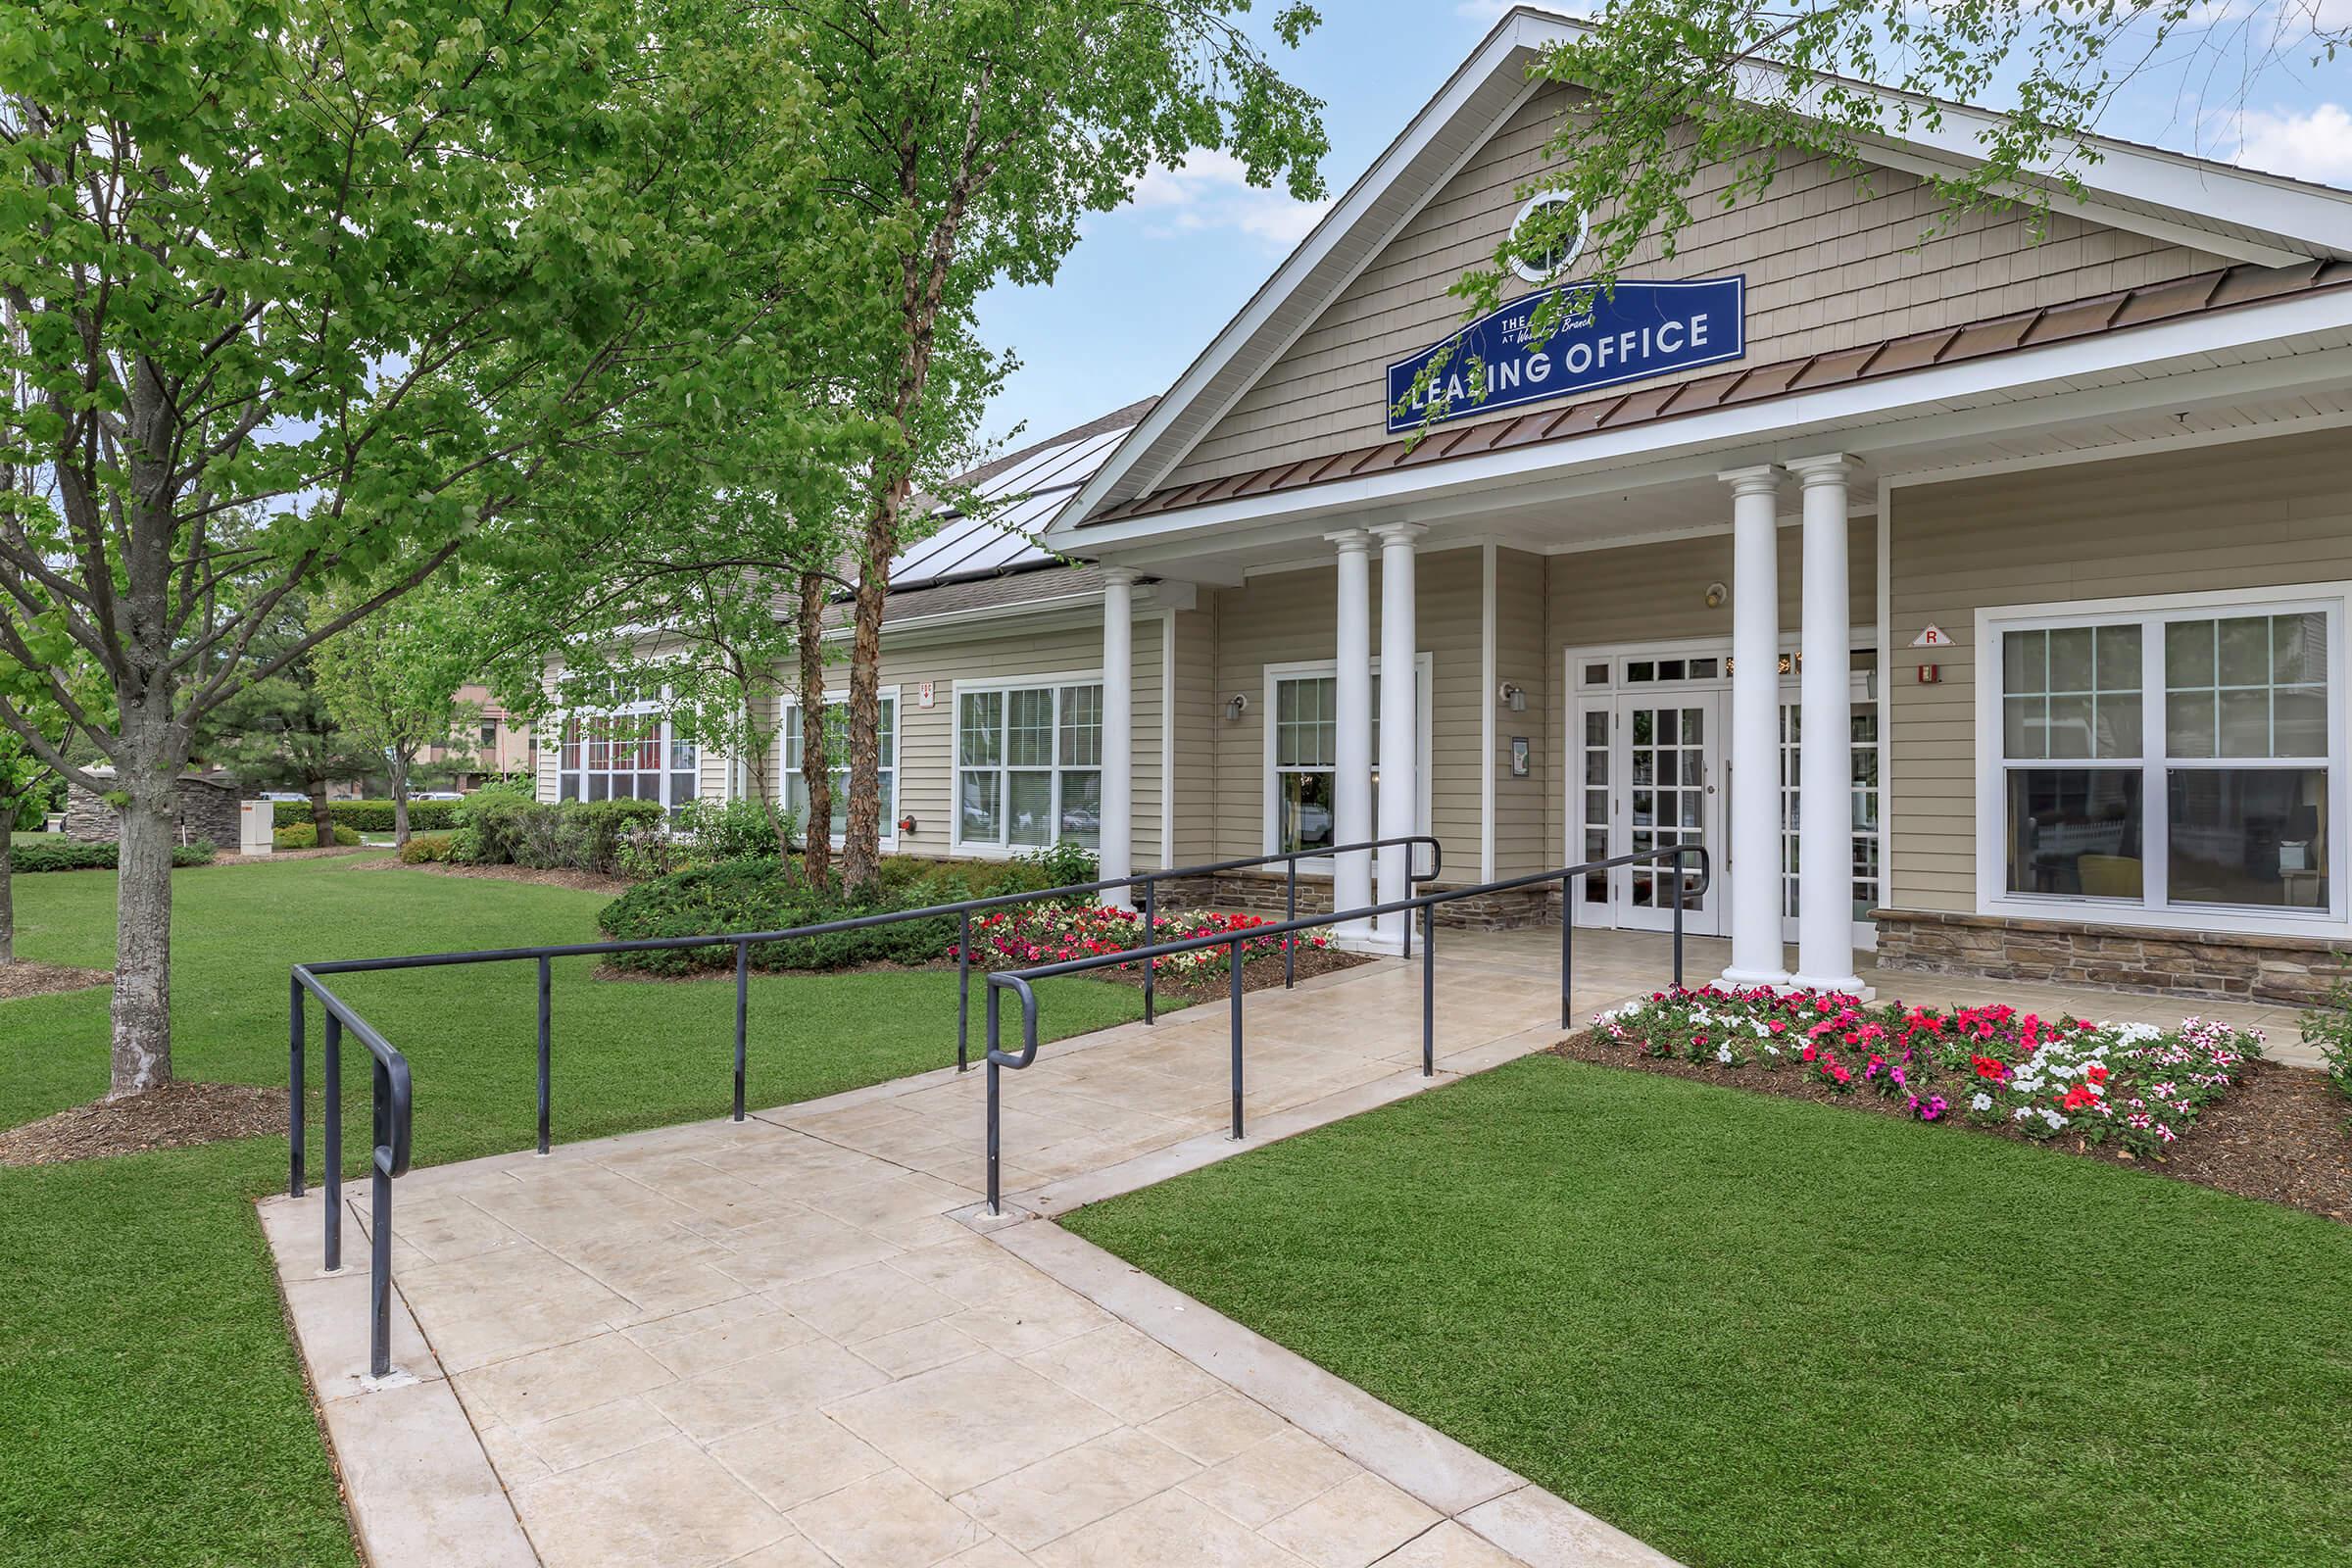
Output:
[{"xmin": 1872, "ymin": 907, "xmax": 2350, "ymax": 1008}]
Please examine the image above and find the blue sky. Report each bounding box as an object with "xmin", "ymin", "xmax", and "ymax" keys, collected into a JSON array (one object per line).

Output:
[{"xmin": 971, "ymin": 0, "xmax": 2352, "ymax": 451}]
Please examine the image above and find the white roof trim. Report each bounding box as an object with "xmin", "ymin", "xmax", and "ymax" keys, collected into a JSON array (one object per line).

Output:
[{"xmin": 1070, "ymin": 3, "xmax": 2352, "ymax": 522}]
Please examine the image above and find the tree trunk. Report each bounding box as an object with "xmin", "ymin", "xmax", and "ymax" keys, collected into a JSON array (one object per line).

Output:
[
  {"xmin": 308, "ymin": 781, "xmax": 335, "ymax": 848},
  {"xmin": 390, "ymin": 755, "xmax": 412, "ymax": 848},
  {"xmin": 0, "ymin": 806, "xmax": 14, "ymax": 965},
  {"xmin": 837, "ymin": 546, "xmax": 894, "ymax": 893},
  {"xmin": 110, "ymin": 766, "xmax": 176, "ymax": 1097},
  {"xmin": 795, "ymin": 569, "xmax": 833, "ymax": 886}
]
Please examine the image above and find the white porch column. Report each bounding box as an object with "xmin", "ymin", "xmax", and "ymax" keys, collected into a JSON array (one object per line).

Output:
[
  {"xmin": 1101, "ymin": 566, "xmax": 1137, "ymax": 909},
  {"xmin": 1372, "ymin": 523, "xmax": 1423, "ymax": 949},
  {"xmin": 1719, "ymin": 465, "xmax": 1788, "ymax": 991},
  {"xmin": 1327, "ymin": 530, "xmax": 1375, "ymax": 937},
  {"xmin": 1788, "ymin": 454, "xmax": 1865, "ymax": 994}
]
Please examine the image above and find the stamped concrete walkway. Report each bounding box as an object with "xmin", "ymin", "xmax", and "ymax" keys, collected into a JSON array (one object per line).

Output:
[{"xmin": 260, "ymin": 930, "xmax": 2316, "ymax": 1568}]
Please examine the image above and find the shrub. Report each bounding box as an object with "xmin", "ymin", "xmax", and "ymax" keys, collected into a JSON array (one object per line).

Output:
[
  {"xmin": 273, "ymin": 822, "xmax": 362, "ymax": 849},
  {"xmin": 1007, "ymin": 840, "xmax": 1102, "ymax": 903},
  {"xmin": 398, "ymin": 832, "xmax": 458, "ymax": 864},
  {"xmin": 2296, "ymin": 964, "xmax": 2352, "ymax": 1121},
  {"xmin": 455, "ymin": 795, "xmax": 662, "ymax": 875},
  {"xmin": 268, "ymin": 799, "xmax": 462, "ymax": 832},
  {"xmin": 615, "ymin": 798, "xmax": 791, "ymax": 881},
  {"xmin": 598, "ymin": 858, "xmax": 967, "ymax": 975},
  {"xmin": 12, "ymin": 836, "xmax": 216, "ymax": 872},
  {"xmin": 958, "ymin": 905, "xmax": 1324, "ymax": 977}
]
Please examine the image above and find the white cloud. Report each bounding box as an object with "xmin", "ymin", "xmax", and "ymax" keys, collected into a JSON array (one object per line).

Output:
[
  {"xmin": 2223, "ymin": 102, "xmax": 2352, "ymax": 184},
  {"xmin": 1125, "ymin": 150, "xmax": 1332, "ymax": 250}
]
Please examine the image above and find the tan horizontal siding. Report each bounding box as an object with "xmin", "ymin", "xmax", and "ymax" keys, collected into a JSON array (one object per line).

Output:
[
  {"xmin": 1164, "ymin": 81, "xmax": 2224, "ymax": 491},
  {"xmin": 1169, "ymin": 608, "xmax": 1220, "ymax": 866},
  {"xmin": 1494, "ymin": 547, "xmax": 1551, "ymax": 877},
  {"xmin": 1887, "ymin": 427, "xmax": 2352, "ymax": 915}
]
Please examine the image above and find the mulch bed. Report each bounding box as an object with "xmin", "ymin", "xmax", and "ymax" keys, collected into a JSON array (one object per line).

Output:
[
  {"xmin": 0, "ymin": 958, "xmax": 114, "ymax": 1002},
  {"xmin": 1551, "ymin": 1031, "xmax": 2352, "ymax": 1225},
  {"xmin": 354, "ymin": 858, "xmax": 632, "ymax": 898},
  {"xmin": 590, "ymin": 946, "xmax": 1374, "ymax": 996},
  {"xmin": 0, "ymin": 1080, "xmax": 283, "ymax": 1166}
]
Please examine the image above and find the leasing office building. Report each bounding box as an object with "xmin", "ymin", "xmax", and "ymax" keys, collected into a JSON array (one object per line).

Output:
[{"xmin": 544, "ymin": 8, "xmax": 2352, "ymax": 1004}]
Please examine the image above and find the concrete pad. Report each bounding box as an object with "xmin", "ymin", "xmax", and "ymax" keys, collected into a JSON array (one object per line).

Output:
[
  {"xmin": 1456, "ymin": 1489, "xmax": 1680, "ymax": 1568},
  {"xmin": 327, "ymin": 1375, "xmax": 538, "ymax": 1568}
]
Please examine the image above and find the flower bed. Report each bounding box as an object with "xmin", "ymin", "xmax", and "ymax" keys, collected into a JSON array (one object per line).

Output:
[
  {"xmin": 1591, "ymin": 987, "xmax": 2262, "ymax": 1158},
  {"xmin": 955, "ymin": 904, "xmax": 1328, "ymax": 979}
]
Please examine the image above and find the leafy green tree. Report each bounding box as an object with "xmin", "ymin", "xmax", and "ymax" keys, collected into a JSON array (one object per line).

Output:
[
  {"xmin": 205, "ymin": 598, "xmax": 381, "ymax": 846},
  {"xmin": 790, "ymin": 0, "xmax": 1332, "ymax": 892},
  {"xmin": 0, "ymin": 0, "xmax": 843, "ymax": 1096},
  {"xmin": 1448, "ymin": 2, "xmax": 2347, "ymax": 372},
  {"xmin": 311, "ymin": 574, "xmax": 483, "ymax": 847}
]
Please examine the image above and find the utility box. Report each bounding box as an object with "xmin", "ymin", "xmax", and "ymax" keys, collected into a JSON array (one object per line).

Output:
[{"xmin": 238, "ymin": 800, "xmax": 274, "ymax": 856}]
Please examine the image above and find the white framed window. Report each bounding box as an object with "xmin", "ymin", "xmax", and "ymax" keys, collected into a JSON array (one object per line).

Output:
[
  {"xmin": 953, "ymin": 675, "xmax": 1102, "ymax": 854},
  {"xmin": 557, "ymin": 686, "xmax": 699, "ymax": 818},
  {"xmin": 782, "ymin": 690, "xmax": 898, "ymax": 849},
  {"xmin": 1261, "ymin": 655, "xmax": 1435, "ymax": 859},
  {"xmin": 1976, "ymin": 586, "xmax": 2345, "ymax": 934},
  {"xmin": 1781, "ymin": 695, "xmax": 1881, "ymax": 924}
]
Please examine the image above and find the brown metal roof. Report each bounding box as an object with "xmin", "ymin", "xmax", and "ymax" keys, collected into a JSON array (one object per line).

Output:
[{"xmin": 1088, "ymin": 259, "xmax": 2352, "ymax": 527}]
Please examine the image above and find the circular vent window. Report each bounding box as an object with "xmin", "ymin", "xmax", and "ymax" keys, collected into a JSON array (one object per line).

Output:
[{"xmin": 1509, "ymin": 192, "xmax": 1588, "ymax": 284}]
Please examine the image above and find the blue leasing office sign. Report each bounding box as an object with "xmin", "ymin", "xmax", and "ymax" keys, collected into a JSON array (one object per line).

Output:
[{"xmin": 1385, "ymin": 275, "xmax": 1745, "ymax": 435}]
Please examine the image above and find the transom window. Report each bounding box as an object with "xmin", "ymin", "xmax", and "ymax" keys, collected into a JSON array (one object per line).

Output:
[
  {"xmin": 956, "ymin": 681, "xmax": 1102, "ymax": 851},
  {"xmin": 1989, "ymin": 600, "xmax": 2337, "ymax": 920},
  {"xmin": 783, "ymin": 694, "xmax": 897, "ymax": 846},
  {"xmin": 557, "ymin": 691, "xmax": 698, "ymax": 817}
]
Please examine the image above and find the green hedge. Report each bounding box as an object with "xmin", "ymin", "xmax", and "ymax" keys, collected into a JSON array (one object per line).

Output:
[
  {"xmin": 455, "ymin": 796, "xmax": 662, "ymax": 876},
  {"xmin": 12, "ymin": 836, "xmax": 217, "ymax": 872},
  {"xmin": 398, "ymin": 831, "xmax": 458, "ymax": 863},
  {"xmin": 268, "ymin": 799, "xmax": 464, "ymax": 832},
  {"xmin": 272, "ymin": 822, "xmax": 362, "ymax": 849},
  {"xmin": 596, "ymin": 853, "xmax": 1079, "ymax": 975}
]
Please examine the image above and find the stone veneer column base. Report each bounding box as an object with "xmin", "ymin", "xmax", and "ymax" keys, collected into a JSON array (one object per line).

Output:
[{"xmin": 1872, "ymin": 907, "xmax": 2352, "ymax": 1007}]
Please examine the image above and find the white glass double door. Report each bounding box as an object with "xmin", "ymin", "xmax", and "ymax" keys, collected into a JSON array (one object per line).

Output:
[{"xmin": 1577, "ymin": 691, "xmax": 1726, "ymax": 935}]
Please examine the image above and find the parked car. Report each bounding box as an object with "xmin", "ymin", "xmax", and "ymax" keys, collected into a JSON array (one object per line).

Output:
[
  {"xmin": 412, "ymin": 791, "xmax": 466, "ymax": 801},
  {"xmin": 256, "ymin": 791, "xmax": 307, "ymax": 803}
]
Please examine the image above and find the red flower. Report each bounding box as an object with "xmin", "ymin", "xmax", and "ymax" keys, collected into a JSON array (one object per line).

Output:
[
  {"xmin": 1970, "ymin": 1054, "xmax": 2009, "ymax": 1083},
  {"xmin": 2084, "ymin": 1064, "xmax": 2109, "ymax": 1086}
]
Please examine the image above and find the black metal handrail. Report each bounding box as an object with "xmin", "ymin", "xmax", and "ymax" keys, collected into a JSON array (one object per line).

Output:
[
  {"xmin": 284, "ymin": 833, "xmax": 1441, "ymax": 1378},
  {"xmin": 979, "ymin": 842, "xmax": 1713, "ymax": 1213}
]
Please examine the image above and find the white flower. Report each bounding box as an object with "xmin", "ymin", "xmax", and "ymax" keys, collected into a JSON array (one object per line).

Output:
[
  {"xmin": 2039, "ymin": 1107, "xmax": 2069, "ymax": 1129},
  {"xmin": 2012, "ymin": 1106, "xmax": 2035, "ymax": 1122},
  {"xmin": 1716, "ymin": 1044, "xmax": 1734, "ymax": 1064},
  {"xmin": 1970, "ymin": 1092, "xmax": 1993, "ymax": 1112}
]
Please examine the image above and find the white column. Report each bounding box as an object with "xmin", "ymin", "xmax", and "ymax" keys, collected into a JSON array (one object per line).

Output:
[
  {"xmin": 1719, "ymin": 465, "xmax": 1788, "ymax": 990},
  {"xmin": 1373, "ymin": 523, "xmax": 1423, "ymax": 949},
  {"xmin": 1101, "ymin": 566, "xmax": 1137, "ymax": 909},
  {"xmin": 1788, "ymin": 454, "xmax": 1865, "ymax": 994},
  {"xmin": 1327, "ymin": 530, "xmax": 1375, "ymax": 937}
]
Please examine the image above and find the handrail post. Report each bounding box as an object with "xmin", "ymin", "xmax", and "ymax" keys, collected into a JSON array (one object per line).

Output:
[
  {"xmin": 732, "ymin": 942, "xmax": 750, "ymax": 1122},
  {"xmin": 1284, "ymin": 858, "xmax": 1297, "ymax": 989},
  {"xmin": 1670, "ymin": 848, "xmax": 1686, "ymax": 991},
  {"xmin": 369, "ymin": 1059, "xmax": 393, "ymax": 1380},
  {"xmin": 288, "ymin": 975, "xmax": 305, "ymax": 1199},
  {"xmin": 323, "ymin": 1012, "xmax": 343, "ymax": 1273},
  {"xmin": 1142, "ymin": 879, "xmax": 1156, "ymax": 1025},
  {"xmin": 1420, "ymin": 900, "xmax": 1436, "ymax": 1077},
  {"xmin": 984, "ymin": 984, "xmax": 1002, "ymax": 1215},
  {"xmin": 956, "ymin": 910, "xmax": 972, "ymax": 1069},
  {"xmin": 1559, "ymin": 873, "xmax": 1573, "ymax": 1031},
  {"xmin": 535, "ymin": 956, "xmax": 552, "ymax": 1155},
  {"xmin": 1401, "ymin": 846, "xmax": 1413, "ymax": 960},
  {"xmin": 1228, "ymin": 936, "xmax": 1245, "ymax": 1139}
]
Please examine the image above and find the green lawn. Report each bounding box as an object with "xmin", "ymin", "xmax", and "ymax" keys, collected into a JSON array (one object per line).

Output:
[
  {"xmin": 0, "ymin": 854, "xmax": 1149, "ymax": 1568},
  {"xmin": 1065, "ymin": 1054, "xmax": 2352, "ymax": 1568}
]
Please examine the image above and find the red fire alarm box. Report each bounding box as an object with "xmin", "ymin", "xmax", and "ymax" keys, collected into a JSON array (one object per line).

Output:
[{"xmin": 1917, "ymin": 662, "xmax": 1940, "ymax": 684}]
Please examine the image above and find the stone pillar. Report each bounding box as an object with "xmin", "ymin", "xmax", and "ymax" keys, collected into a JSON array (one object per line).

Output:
[
  {"xmin": 1101, "ymin": 567, "xmax": 1136, "ymax": 910},
  {"xmin": 1372, "ymin": 523, "xmax": 1423, "ymax": 949},
  {"xmin": 1328, "ymin": 529, "xmax": 1374, "ymax": 939},
  {"xmin": 1719, "ymin": 466, "xmax": 1789, "ymax": 991},
  {"xmin": 1788, "ymin": 454, "xmax": 1865, "ymax": 995}
]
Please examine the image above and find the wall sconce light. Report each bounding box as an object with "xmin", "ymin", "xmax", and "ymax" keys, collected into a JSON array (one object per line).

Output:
[
  {"xmin": 1225, "ymin": 694, "xmax": 1249, "ymax": 721},
  {"xmin": 1497, "ymin": 681, "xmax": 1527, "ymax": 712},
  {"xmin": 1704, "ymin": 581, "xmax": 1728, "ymax": 610}
]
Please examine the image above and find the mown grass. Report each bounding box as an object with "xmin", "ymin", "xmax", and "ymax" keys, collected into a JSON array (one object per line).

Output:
[
  {"xmin": 1065, "ymin": 1054, "xmax": 2352, "ymax": 1568},
  {"xmin": 0, "ymin": 854, "xmax": 1147, "ymax": 1568}
]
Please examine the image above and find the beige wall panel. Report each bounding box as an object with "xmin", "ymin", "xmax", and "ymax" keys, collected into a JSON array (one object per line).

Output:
[
  {"xmin": 848, "ymin": 616, "xmax": 1162, "ymax": 865},
  {"xmin": 1164, "ymin": 82, "xmax": 2226, "ymax": 490},
  {"xmin": 1494, "ymin": 547, "xmax": 1552, "ymax": 876},
  {"xmin": 1169, "ymin": 607, "xmax": 1221, "ymax": 866},
  {"xmin": 1206, "ymin": 546, "xmax": 1487, "ymax": 877},
  {"xmin": 1886, "ymin": 428, "xmax": 2352, "ymax": 915}
]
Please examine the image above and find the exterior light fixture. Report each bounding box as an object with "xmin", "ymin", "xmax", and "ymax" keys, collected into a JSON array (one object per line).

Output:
[
  {"xmin": 1497, "ymin": 681, "xmax": 1527, "ymax": 712},
  {"xmin": 1225, "ymin": 694, "xmax": 1249, "ymax": 721},
  {"xmin": 1704, "ymin": 581, "xmax": 1728, "ymax": 610}
]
